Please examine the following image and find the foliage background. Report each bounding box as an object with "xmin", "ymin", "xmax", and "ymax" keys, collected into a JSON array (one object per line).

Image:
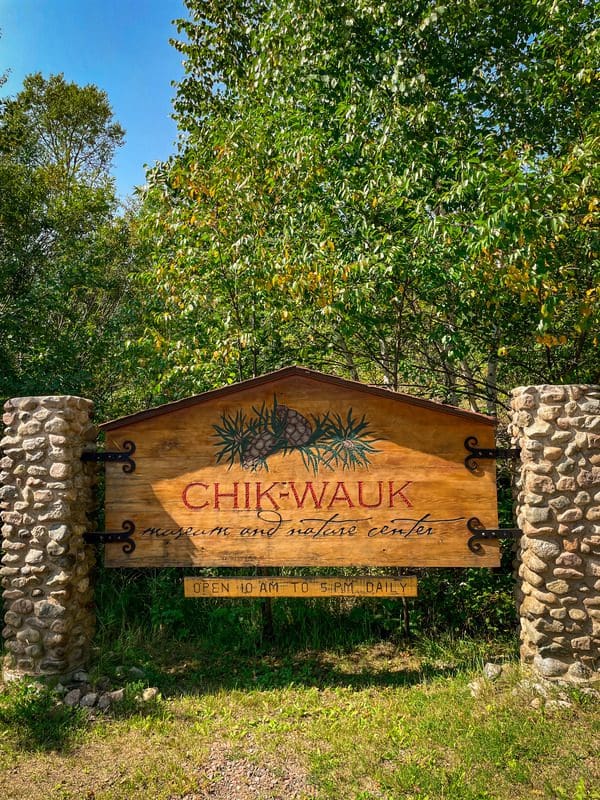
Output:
[{"xmin": 1, "ymin": 0, "xmax": 599, "ymax": 641}]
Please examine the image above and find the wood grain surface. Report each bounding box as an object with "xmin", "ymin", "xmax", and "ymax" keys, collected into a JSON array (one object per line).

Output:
[{"xmin": 104, "ymin": 373, "xmax": 499, "ymax": 568}]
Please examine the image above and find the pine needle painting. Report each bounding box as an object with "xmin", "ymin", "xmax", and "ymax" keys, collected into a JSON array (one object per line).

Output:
[{"xmin": 213, "ymin": 396, "xmax": 380, "ymax": 473}]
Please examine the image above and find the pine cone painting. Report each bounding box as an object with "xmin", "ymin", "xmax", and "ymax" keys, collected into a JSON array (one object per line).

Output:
[
  {"xmin": 214, "ymin": 396, "xmax": 379, "ymax": 474},
  {"xmin": 241, "ymin": 429, "xmax": 278, "ymax": 469},
  {"xmin": 276, "ymin": 405, "xmax": 313, "ymax": 447}
]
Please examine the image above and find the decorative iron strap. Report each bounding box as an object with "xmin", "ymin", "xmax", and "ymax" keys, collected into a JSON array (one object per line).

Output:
[
  {"xmin": 464, "ymin": 436, "xmax": 521, "ymax": 472},
  {"xmin": 81, "ymin": 440, "xmax": 136, "ymax": 473},
  {"xmin": 84, "ymin": 520, "xmax": 136, "ymax": 554},
  {"xmin": 467, "ymin": 517, "xmax": 522, "ymax": 553}
]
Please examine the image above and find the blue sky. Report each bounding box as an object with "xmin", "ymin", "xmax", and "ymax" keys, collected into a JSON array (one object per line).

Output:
[{"xmin": 0, "ymin": 0, "xmax": 187, "ymax": 198}]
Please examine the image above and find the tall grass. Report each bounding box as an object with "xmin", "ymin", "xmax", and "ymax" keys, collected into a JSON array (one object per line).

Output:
[{"xmin": 94, "ymin": 555, "xmax": 517, "ymax": 653}]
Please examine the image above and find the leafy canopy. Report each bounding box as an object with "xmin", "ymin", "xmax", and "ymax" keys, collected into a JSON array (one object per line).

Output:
[{"xmin": 138, "ymin": 0, "xmax": 599, "ymax": 412}]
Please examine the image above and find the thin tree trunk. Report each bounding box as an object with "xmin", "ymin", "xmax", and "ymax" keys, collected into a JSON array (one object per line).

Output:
[
  {"xmin": 337, "ymin": 335, "xmax": 360, "ymax": 380},
  {"xmin": 460, "ymin": 360, "xmax": 481, "ymax": 413},
  {"xmin": 257, "ymin": 566, "xmax": 274, "ymax": 641},
  {"xmin": 485, "ymin": 354, "xmax": 498, "ymax": 416}
]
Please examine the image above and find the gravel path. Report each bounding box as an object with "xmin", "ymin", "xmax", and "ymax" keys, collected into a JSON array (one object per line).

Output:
[{"xmin": 174, "ymin": 742, "xmax": 316, "ymax": 800}]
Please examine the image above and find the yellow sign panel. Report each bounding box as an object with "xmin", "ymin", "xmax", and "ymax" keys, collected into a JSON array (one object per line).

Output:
[
  {"xmin": 184, "ymin": 575, "xmax": 418, "ymax": 598},
  {"xmin": 102, "ymin": 368, "xmax": 499, "ymax": 568}
]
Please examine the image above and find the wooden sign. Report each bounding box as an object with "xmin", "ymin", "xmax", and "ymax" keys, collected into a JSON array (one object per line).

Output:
[
  {"xmin": 184, "ymin": 575, "xmax": 418, "ymax": 598},
  {"xmin": 101, "ymin": 367, "xmax": 499, "ymax": 568}
]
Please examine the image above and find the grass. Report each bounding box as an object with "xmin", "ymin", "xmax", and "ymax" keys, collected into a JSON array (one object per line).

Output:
[{"xmin": 1, "ymin": 631, "xmax": 599, "ymax": 800}]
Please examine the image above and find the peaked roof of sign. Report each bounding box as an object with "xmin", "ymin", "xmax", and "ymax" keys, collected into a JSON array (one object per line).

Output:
[{"xmin": 100, "ymin": 365, "xmax": 497, "ymax": 431}]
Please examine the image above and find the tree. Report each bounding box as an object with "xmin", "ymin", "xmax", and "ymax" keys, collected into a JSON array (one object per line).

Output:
[
  {"xmin": 0, "ymin": 74, "xmax": 139, "ymax": 416},
  {"xmin": 138, "ymin": 0, "xmax": 599, "ymax": 412},
  {"xmin": 1, "ymin": 72, "xmax": 124, "ymax": 189}
]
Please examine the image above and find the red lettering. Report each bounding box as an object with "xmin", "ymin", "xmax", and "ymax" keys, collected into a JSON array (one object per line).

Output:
[
  {"xmin": 289, "ymin": 481, "xmax": 329, "ymax": 509},
  {"xmin": 255, "ymin": 482, "xmax": 280, "ymax": 510},
  {"xmin": 214, "ymin": 482, "xmax": 239, "ymax": 510},
  {"xmin": 357, "ymin": 480, "xmax": 383, "ymax": 508},
  {"xmin": 388, "ymin": 480, "xmax": 413, "ymax": 508},
  {"xmin": 327, "ymin": 482, "xmax": 355, "ymax": 508},
  {"xmin": 182, "ymin": 482, "xmax": 209, "ymax": 510},
  {"xmin": 244, "ymin": 482, "xmax": 251, "ymax": 509}
]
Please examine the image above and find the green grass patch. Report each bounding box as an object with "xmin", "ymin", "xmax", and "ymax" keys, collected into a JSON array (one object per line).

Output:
[
  {"xmin": 0, "ymin": 680, "xmax": 87, "ymax": 751},
  {"xmin": 0, "ymin": 635, "xmax": 598, "ymax": 800}
]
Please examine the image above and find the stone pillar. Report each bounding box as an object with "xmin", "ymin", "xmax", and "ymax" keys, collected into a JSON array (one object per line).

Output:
[
  {"xmin": 1, "ymin": 396, "xmax": 97, "ymax": 682},
  {"xmin": 511, "ymin": 385, "xmax": 600, "ymax": 683}
]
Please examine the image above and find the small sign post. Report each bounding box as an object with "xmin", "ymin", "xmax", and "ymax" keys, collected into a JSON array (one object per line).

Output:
[{"xmin": 183, "ymin": 575, "xmax": 418, "ymax": 598}]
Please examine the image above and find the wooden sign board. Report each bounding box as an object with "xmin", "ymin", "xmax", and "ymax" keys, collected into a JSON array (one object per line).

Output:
[
  {"xmin": 184, "ymin": 575, "xmax": 418, "ymax": 598},
  {"xmin": 102, "ymin": 367, "xmax": 499, "ymax": 568}
]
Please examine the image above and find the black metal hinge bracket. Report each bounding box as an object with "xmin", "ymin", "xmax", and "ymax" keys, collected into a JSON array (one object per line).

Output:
[
  {"xmin": 467, "ymin": 517, "xmax": 522, "ymax": 553},
  {"xmin": 84, "ymin": 520, "xmax": 136, "ymax": 554},
  {"xmin": 81, "ymin": 440, "xmax": 136, "ymax": 473},
  {"xmin": 464, "ymin": 436, "xmax": 520, "ymax": 472}
]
